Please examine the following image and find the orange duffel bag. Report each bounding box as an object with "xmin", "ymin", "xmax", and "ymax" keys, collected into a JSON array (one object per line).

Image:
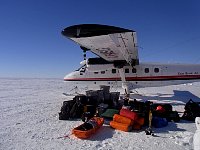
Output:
[
  {"xmin": 110, "ymin": 121, "xmax": 132, "ymax": 132},
  {"xmin": 132, "ymin": 117, "xmax": 145, "ymax": 130},
  {"xmin": 113, "ymin": 114, "xmax": 134, "ymax": 126},
  {"xmin": 120, "ymin": 108, "xmax": 138, "ymax": 121}
]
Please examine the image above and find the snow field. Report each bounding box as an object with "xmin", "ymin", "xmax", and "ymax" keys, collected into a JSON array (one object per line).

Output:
[{"xmin": 0, "ymin": 78, "xmax": 199, "ymax": 150}]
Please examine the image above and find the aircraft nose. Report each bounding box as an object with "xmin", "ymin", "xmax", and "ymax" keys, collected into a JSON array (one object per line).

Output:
[
  {"xmin": 64, "ymin": 73, "xmax": 72, "ymax": 80},
  {"xmin": 64, "ymin": 72, "xmax": 77, "ymax": 81}
]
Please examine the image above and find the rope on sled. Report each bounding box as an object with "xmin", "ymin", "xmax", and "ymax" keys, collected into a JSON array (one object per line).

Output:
[{"xmin": 57, "ymin": 133, "xmax": 73, "ymax": 139}]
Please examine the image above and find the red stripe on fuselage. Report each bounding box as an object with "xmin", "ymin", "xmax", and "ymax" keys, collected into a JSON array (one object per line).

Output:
[{"xmin": 64, "ymin": 75, "xmax": 200, "ymax": 81}]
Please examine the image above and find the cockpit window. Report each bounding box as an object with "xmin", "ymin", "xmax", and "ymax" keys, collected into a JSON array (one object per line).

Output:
[{"xmin": 76, "ymin": 65, "xmax": 86, "ymax": 71}]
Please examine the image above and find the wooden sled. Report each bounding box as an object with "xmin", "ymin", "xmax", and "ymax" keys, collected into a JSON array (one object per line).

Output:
[{"xmin": 72, "ymin": 117, "xmax": 104, "ymax": 139}]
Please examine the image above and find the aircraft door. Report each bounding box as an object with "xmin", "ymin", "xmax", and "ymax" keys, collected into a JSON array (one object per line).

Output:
[{"xmin": 160, "ymin": 66, "xmax": 169, "ymax": 85}]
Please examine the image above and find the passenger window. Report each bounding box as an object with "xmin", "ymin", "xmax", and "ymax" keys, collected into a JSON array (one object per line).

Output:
[
  {"xmin": 101, "ymin": 71, "xmax": 105, "ymax": 74},
  {"xmin": 132, "ymin": 68, "xmax": 137, "ymax": 73},
  {"xmin": 145, "ymin": 68, "xmax": 149, "ymax": 73},
  {"xmin": 125, "ymin": 68, "xmax": 129, "ymax": 73},
  {"xmin": 94, "ymin": 72, "xmax": 98, "ymax": 74},
  {"xmin": 154, "ymin": 68, "xmax": 159, "ymax": 73},
  {"xmin": 112, "ymin": 69, "xmax": 116, "ymax": 74}
]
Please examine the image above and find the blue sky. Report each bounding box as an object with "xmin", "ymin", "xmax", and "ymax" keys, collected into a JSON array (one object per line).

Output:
[{"xmin": 1, "ymin": 0, "xmax": 200, "ymax": 78}]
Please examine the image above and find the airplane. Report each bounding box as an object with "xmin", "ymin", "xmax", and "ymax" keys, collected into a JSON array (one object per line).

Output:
[{"xmin": 61, "ymin": 24, "xmax": 200, "ymax": 96}]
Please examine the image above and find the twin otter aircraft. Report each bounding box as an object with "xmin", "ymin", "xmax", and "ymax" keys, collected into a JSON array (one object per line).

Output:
[{"xmin": 61, "ymin": 24, "xmax": 200, "ymax": 95}]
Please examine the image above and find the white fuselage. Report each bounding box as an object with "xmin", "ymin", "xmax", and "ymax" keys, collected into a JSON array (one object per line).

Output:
[{"xmin": 64, "ymin": 62, "xmax": 200, "ymax": 90}]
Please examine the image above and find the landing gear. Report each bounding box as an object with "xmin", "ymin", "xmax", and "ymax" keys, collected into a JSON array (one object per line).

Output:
[{"xmin": 118, "ymin": 68, "xmax": 130, "ymax": 98}]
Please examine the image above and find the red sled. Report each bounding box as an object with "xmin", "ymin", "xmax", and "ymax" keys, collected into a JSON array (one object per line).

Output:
[{"xmin": 72, "ymin": 117, "xmax": 104, "ymax": 139}]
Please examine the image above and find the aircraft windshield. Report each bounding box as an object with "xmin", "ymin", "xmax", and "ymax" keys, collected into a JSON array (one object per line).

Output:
[{"xmin": 76, "ymin": 64, "xmax": 86, "ymax": 71}]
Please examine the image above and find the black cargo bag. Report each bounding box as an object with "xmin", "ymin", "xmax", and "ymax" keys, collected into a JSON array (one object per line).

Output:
[
  {"xmin": 168, "ymin": 111, "xmax": 180, "ymax": 122},
  {"xmin": 59, "ymin": 100, "xmax": 75, "ymax": 120},
  {"xmin": 152, "ymin": 104, "xmax": 173, "ymax": 113},
  {"xmin": 59, "ymin": 97, "xmax": 85, "ymax": 120},
  {"xmin": 182, "ymin": 99, "xmax": 200, "ymax": 121},
  {"xmin": 152, "ymin": 103, "xmax": 178, "ymax": 122},
  {"xmin": 69, "ymin": 100, "xmax": 84, "ymax": 118},
  {"xmin": 73, "ymin": 94, "xmax": 88, "ymax": 105}
]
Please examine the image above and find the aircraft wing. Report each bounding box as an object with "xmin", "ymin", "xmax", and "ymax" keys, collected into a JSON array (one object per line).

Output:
[{"xmin": 62, "ymin": 24, "xmax": 139, "ymax": 66}]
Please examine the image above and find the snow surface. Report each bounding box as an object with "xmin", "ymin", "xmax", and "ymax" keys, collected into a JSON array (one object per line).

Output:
[{"xmin": 0, "ymin": 78, "xmax": 200, "ymax": 150}]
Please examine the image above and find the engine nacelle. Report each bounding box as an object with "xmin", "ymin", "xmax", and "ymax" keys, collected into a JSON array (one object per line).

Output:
[{"xmin": 80, "ymin": 60, "xmax": 87, "ymax": 65}]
